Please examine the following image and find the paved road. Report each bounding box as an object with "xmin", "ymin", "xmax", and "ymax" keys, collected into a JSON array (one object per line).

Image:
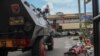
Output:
[
  {"xmin": 8, "ymin": 36, "xmax": 94, "ymax": 56},
  {"xmin": 46, "ymin": 36, "xmax": 79, "ymax": 56}
]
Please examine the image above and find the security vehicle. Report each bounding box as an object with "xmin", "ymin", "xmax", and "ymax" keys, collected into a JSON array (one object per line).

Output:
[{"xmin": 0, "ymin": 0, "xmax": 54, "ymax": 56}]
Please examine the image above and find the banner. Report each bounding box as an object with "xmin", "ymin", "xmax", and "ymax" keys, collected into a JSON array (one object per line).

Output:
[{"xmin": 81, "ymin": 15, "xmax": 93, "ymax": 21}]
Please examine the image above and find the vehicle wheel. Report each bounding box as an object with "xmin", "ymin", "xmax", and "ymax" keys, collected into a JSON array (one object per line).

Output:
[
  {"xmin": 48, "ymin": 45, "xmax": 53, "ymax": 50},
  {"xmin": 0, "ymin": 50, "xmax": 8, "ymax": 56},
  {"xmin": 31, "ymin": 38, "xmax": 46, "ymax": 56},
  {"xmin": 47, "ymin": 36, "xmax": 54, "ymax": 51}
]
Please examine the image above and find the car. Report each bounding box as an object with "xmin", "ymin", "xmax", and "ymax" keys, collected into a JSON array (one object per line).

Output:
[
  {"xmin": 53, "ymin": 32, "xmax": 62, "ymax": 37},
  {"xmin": 62, "ymin": 31, "xmax": 68, "ymax": 36}
]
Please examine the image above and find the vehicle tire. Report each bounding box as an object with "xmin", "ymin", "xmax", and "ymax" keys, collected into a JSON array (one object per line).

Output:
[
  {"xmin": 0, "ymin": 50, "xmax": 8, "ymax": 56},
  {"xmin": 31, "ymin": 38, "xmax": 46, "ymax": 56},
  {"xmin": 46, "ymin": 36, "xmax": 54, "ymax": 51},
  {"xmin": 48, "ymin": 45, "xmax": 53, "ymax": 50}
]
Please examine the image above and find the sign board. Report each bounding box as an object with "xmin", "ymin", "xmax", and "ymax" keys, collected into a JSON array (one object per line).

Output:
[{"xmin": 81, "ymin": 15, "xmax": 93, "ymax": 21}]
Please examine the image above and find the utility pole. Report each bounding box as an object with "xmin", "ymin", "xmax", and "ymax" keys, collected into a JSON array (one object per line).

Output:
[
  {"xmin": 84, "ymin": 0, "xmax": 87, "ymax": 35},
  {"xmin": 78, "ymin": 0, "xmax": 82, "ymax": 32},
  {"xmin": 92, "ymin": 0, "xmax": 99, "ymax": 56},
  {"xmin": 84, "ymin": 0, "xmax": 86, "ymax": 17}
]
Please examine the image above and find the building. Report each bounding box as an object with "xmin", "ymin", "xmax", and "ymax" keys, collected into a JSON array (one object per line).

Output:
[{"xmin": 47, "ymin": 13, "xmax": 93, "ymax": 31}]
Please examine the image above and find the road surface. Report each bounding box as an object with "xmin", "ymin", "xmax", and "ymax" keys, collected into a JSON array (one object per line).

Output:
[
  {"xmin": 8, "ymin": 36, "xmax": 94, "ymax": 56},
  {"xmin": 46, "ymin": 36, "xmax": 79, "ymax": 56}
]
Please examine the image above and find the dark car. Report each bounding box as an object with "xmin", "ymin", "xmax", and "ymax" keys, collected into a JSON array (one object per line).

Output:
[{"xmin": 53, "ymin": 32, "xmax": 62, "ymax": 37}]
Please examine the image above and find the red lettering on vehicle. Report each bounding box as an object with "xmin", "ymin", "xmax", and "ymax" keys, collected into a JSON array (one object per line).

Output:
[{"xmin": 11, "ymin": 4, "xmax": 20, "ymax": 14}]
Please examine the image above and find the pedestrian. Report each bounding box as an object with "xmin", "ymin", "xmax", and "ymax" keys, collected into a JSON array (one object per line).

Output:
[{"xmin": 79, "ymin": 34, "xmax": 84, "ymax": 43}]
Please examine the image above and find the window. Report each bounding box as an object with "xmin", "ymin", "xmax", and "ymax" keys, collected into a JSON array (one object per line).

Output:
[
  {"xmin": 31, "ymin": 4, "xmax": 36, "ymax": 11},
  {"xmin": 24, "ymin": 1, "xmax": 30, "ymax": 7}
]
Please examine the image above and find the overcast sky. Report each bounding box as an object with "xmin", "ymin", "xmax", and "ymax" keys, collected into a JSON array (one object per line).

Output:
[{"xmin": 27, "ymin": 0, "xmax": 92, "ymax": 15}]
